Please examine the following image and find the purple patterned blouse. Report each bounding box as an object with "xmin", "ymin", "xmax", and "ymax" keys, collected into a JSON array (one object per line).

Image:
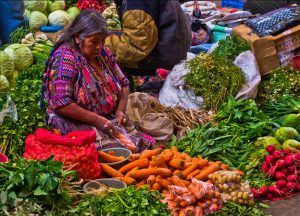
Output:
[{"xmin": 43, "ymin": 44, "xmax": 129, "ymax": 117}]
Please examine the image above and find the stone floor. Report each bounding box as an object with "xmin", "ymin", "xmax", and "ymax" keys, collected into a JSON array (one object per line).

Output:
[{"xmin": 264, "ymin": 194, "xmax": 300, "ymax": 216}]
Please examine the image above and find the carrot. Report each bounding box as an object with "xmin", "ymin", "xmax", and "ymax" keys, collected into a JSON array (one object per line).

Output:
[
  {"xmin": 140, "ymin": 148, "xmax": 162, "ymax": 159},
  {"xmin": 183, "ymin": 162, "xmax": 193, "ymax": 169},
  {"xmin": 186, "ymin": 170, "xmax": 200, "ymax": 180},
  {"xmin": 198, "ymin": 159, "xmax": 209, "ymax": 169},
  {"xmin": 232, "ymin": 168, "xmax": 244, "ymax": 176},
  {"xmin": 173, "ymin": 170, "xmax": 181, "ymax": 175},
  {"xmin": 182, "ymin": 179, "xmax": 190, "ymax": 187},
  {"xmin": 152, "ymin": 182, "xmax": 162, "ymax": 191},
  {"xmin": 181, "ymin": 153, "xmax": 192, "ymax": 162},
  {"xmin": 195, "ymin": 162, "xmax": 221, "ymax": 181},
  {"xmin": 120, "ymin": 176, "xmax": 136, "ymax": 185},
  {"xmin": 135, "ymin": 179, "xmax": 147, "ymax": 188},
  {"xmin": 125, "ymin": 167, "xmax": 139, "ymax": 177},
  {"xmin": 170, "ymin": 146, "xmax": 178, "ymax": 151},
  {"xmin": 179, "ymin": 208, "xmax": 186, "ymax": 216},
  {"xmin": 119, "ymin": 158, "xmax": 149, "ymax": 173},
  {"xmin": 98, "ymin": 151, "xmax": 125, "ymax": 163},
  {"xmin": 180, "ymin": 163, "xmax": 199, "ymax": 179},
  {"xmin": 152, "ymin": 155, "xmax": 168, "ymax": 168},
  {"xmin": 188, "ymin": 184, "xmax": 203, "ymax": 199},
  {"xmin": 185, "ymin": 205, "xmax": 195, "ymax": 216},
  {"xmin": 179, "ymin": 195, "xmax": 196, "ymax": 207},
  {"xmin": 220, "ymin": 163, "xmax": 229, "ymax": 170},
  {"xmin": 100, "ymin": 163, "xmax": 123, "ymax": 177},
  {"xmin": 114, "ymin": 132, "xmax": 137, "ymax": 151},
  {"xmin": 170, "ymin": 175, "xmax": 186, "ymax": 188},
  {"xmin": 147, "ymin": 175, "xmax": 156, "ymax": 186},
  {"xmin": 167, "ymin": 201, "xmax": 178, "ymax": 211},
  {"xmin": 156, "ymin": 168, "xmax": 172, "ymax": 177},
  {"xmin": 130, "ymin": 168, "xmax": 157, "ymax": 179},
  {"xmin": 157, "ymin": 178, "xmax": 171, "ymax": 189},
  {"xmin": 169, "ymin": 159, "xmax": 185, "ymax": 169},
  {"xmin": 161, "ymin": 149, "xmax": 174, "ymax": 162},
  {"xmin": 128, "ymin": 153, "xmax": 141, "ymax": 162},
  {"xmin": 107, "ymin": 150, "xmax": 114, "ymax": 155},
  {"xmin": 195, "ymin": 207, "xmax": 203, "ymax": 216}
]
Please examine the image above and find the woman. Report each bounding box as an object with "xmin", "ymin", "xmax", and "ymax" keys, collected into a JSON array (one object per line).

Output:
[{"xmin": 41, "ymin": 9, "xmax": 130, "ymax": 149}]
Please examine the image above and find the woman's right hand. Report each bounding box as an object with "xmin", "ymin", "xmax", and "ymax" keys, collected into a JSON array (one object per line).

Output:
[{"xmin": 95, "ymin": 117, "xmax": 115, "ymax": 134}]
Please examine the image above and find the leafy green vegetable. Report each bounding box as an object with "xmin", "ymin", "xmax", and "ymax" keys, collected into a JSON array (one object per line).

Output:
[
  {"xmin": 185, "ymin": 53, "xmax": 245, "ymax": 111},
  {"xmin": 9, "ymin": 27, "xmax": 31, "ymax": 44},
  {"xmin": 66, "ymin": 186, "xmax": 171, "ymax": 216},
  {"xmin": 0, "ymin": 157, "xmax": 76, "ymax": 215},
  {"xmin": 211, "ymin": 34, "xmax": 250, "ymax": 62}
]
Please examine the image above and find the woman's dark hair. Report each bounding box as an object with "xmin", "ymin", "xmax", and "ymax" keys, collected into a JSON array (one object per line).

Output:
[{"xmin": 53, "ymin": 9, "xmax": 108, "ymax": 51}]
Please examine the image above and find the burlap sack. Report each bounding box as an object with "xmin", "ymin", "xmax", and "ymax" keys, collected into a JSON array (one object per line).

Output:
[{"xmin": 126, "ymin": 93, "xmax": 174, "ymax": 141}]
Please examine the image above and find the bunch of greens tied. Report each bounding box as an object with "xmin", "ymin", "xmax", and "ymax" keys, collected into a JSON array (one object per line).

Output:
[{"xmin": 185, "ymin": 54, "xmax": 245, "ymax": 111}]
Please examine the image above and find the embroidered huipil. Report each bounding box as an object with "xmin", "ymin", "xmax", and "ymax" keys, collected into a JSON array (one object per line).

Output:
[{"xmin": 43, "ymin": 44, "xmax": 129, "ymax": 122}]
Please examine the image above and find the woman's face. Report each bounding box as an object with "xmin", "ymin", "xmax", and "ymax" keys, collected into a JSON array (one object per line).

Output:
[{"xmin": 78, "ymin": 33, "xmax": 106, "ymax": 59}]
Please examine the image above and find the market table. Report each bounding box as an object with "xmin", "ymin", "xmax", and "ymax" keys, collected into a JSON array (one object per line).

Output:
[{"xmin": 264, "ymin": 194, "xmax": 300, "ymax": 216}]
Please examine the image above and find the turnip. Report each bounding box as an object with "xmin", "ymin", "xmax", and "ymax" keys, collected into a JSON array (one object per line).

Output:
[
  {"xmin": 287, "ymin": 174, "xmax": 297, "ymax": 182},
  {"xmin": 261, "ymin": 161, "xmax": 271, "ymax": 172},
  {"xmin": 273, "ymin": 150, "xmax": 283, "ymax": 159},
  {"xmin": 266, "ymin": 145, "xmax": 276, "ymax": 154},
  {"xmin": 265, "ymin": 155, "xmax": 276, "ymax": 165},
  {"xmin": 284, "ymin": 155, "xmax": 294, "ymax": 166},
  {"xmin": 275, "ymin": 171, "xmax": 286, "ymax": 180}
]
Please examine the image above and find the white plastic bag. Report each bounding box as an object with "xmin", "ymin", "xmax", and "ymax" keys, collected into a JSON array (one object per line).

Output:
[
  {"xmin": 159, "ymin": 53, "xmax": 203, "ymax": 109},
  {"xmin": 234, "ymin": 51, "xmax": 261, "ymax": 99},
  {"xmin": 0, "ymin": 96, "xmax": 18, "ymax": 125}
]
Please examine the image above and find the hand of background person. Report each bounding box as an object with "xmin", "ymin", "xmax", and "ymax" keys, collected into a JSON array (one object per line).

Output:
[
  {"xmin": 95, "ymin": 117, "xmax": 115, "ymax": 134},
  {"xmin": 115, "ymin": 111, "xmax": 126, "ymax": 126}
]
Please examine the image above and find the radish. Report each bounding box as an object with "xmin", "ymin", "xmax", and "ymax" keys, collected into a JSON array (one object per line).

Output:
[
  {"xmin": 251, "ymin": 188, "xmax": 260, "ymax": 198},
  {"xmin": 293, "ymin": 152, "xmax": 300, "ymax": 161},
  {"xmin": 276, "ymin": 179, "xmax": 287, "ymax": 188},
  {"xmin": 283, "ymin": 148, "xmax": 292, "ymax": 155},
  {"xmin": 276, "ymin": 159, "xmax": 286, "ymax": 170},
  {"xmin": 282, "ymin": 168, "xmax": 289, "ymax": 176},
  {"xmin": 275, "ymin": 171, "xmax": 286, "ymax": 180},
  {"xmin": 295, "ymin": 183, "xmax": 300, "ymax": 191},
  {"xmin": 287, "ymin": 182, "xmax": 296, "ymax": 191},
  {"xmin": 282, "ymin": 187, "xmax": 289, "ymax": 193},
  {"xmin": 268, "ymin": 166, "xmax": 277, "ymax": 177},
  {"xmin": 266, "ymin": 145, "xmax": 276, "ymax": 154},
  {"xmin": 273, "ymin": 150, "xmax": 283, "ymax": 159},
  {"xmin": 288, "ymin": 166, "xmax": 297, "ymax": 175},
  {"xmin": 297, "ymin": 162, "xmax": 300, "ymax": 168},
  {"xmin": 287, "ymin": 174, "xmax": 297, "ymax": 182},
  {"xmin": 268, "ymin": 185, "xmax": 276, "ymax": 193},
  {"xmin": 266, "ymin": 193, "xmax": 274, "ymax": 200},
  {"xmin": 265, "ymin": 155, "xmax": 276, "ymax": 166},
  {"xmin": 258, "ymin": 186, "xmax": 269, "ymax": 196},
  {"xmin": 284, "ymin": 155, "xmax": 294, "ymax": 166},
  {"xmin": 261, "ymin": 161, "xmax": 271, "ymax": 172}
]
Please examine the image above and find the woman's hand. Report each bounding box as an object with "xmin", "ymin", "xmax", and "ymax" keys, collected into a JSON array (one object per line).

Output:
[
  {"xmin": 95, "ymin": 116, "xmax": 115, "ymax": 134},
  {"xmin": 115, "ymin": 110, "xmax": 126, "ymax": 126}
]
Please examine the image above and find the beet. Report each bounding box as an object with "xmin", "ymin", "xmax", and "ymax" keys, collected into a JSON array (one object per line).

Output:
[
  {"xmin": 261, "ymin": 161, "xmax": 271, "ymax": 172},
  {"xmin": 266, "ymin": 145, "xmax": 276, "ymax": 154},
  {"xmin": 265, "ymin": 155, "xmax": 276, "ymax": 166},
  {"xmin": 275, "ymin": 171, "xmax": 286, "ymax": 180},
  {"xmin": 285, "ymin": 155, "xmax": 294, "ymax": 166},
  {"xmin": 273, "ymin": 150, "xmax": 283, "ymax": 159},
  {"xmin": 287, "ymin": 174, "xmax": 297, "ymax": 182}
]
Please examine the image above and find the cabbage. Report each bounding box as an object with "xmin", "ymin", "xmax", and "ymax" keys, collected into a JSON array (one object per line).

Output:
[
  {"xmin": 0, "ymin": 51, "xmax": 15, "ymax": 78},
  {"xmin": 29, "ymin": 11, "xmax": 48, "ymax": 30},
  {"xmin": 48, "ymin": 10, "xmax": 72, "ymax": 26},
  {"xmin": 0, "ymin": 75, "xmax": 9, "ymax": 91},
  {"xmin": 25, "ymin": 0, "xmax": 47, "ymax": 12},
  {"xmin": 66, "ymin": 6, "xmax": 80, "ymax": 19},
  {"xmin": 8, "ymin": 71, "xmax": 19, "ymax": 89},
  {"xmin": 47, "ymin": 0, "xmax": 65, "ymax": 13},
  {"xmin": 4, "ymin": 44, "xmax": 34, "ymax": 71}
]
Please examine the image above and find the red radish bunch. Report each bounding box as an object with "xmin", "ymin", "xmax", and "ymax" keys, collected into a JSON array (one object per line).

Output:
[
  {"xmin": 77, "ymin": 0, "xmax": 107, "ymax": 13},
  {"xmin": 254, "ymin": 145, "xmax": 300, "ymax": 200},
  {"xmin": 23, "ymin": 128, "xmax": 101, "ymax": 180}
]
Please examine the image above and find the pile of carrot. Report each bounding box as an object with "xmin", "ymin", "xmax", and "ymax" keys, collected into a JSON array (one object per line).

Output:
[{"xmin": 98, "ymin": 150, "xmax": 125, "ymax": 163}]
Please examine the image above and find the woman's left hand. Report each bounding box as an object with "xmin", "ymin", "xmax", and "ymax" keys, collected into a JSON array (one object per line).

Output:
[{"xmin": 115, "ymin": 111, "xmax": 126, "ymax": 126}]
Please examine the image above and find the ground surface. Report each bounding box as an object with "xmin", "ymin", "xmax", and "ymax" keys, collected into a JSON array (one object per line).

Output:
[{"xmin": 264, "ymin": 194, "xmax": 300, "ymax": 216}]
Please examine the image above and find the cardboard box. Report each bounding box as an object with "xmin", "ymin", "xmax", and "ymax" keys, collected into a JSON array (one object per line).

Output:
[{"xmin": 233, "ymin": 24, "xmax": 300, "ymax": 76}]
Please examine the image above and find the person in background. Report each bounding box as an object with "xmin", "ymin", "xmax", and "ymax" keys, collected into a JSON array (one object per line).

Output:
[
  {"xmin": 105, "ymin": 0, "xmax": 191, "ymax": 91},
  {"xmin": 41, "ymin": 9, "xmax": 130, "ymax": 150},
  {"xmin": 0, "ymin": 0, "xmax": 24, "ymax": 46},
  {"xmin": 244, "ymin": 0, "xmax": 300, "ymax": 14}
]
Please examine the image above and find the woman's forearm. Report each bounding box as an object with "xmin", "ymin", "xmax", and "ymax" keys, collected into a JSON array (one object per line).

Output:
[
  {"xmin": 116, "ymin": 86, "xmax": 129, "ymax": 114},
  {"xmin": 55, "ymin": 103, "xmax": 108, "ymax": 128}
]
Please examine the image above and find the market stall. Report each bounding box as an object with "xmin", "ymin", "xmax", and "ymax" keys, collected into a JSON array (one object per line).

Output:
[{"xmin": 1, "ymin": 0, "xmax": 300, "ymax": 215}]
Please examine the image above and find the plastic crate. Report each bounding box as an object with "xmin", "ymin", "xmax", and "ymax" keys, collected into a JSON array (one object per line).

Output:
[{"xmin": 221, "ymin": 0, "xmax": 245, "ymax": 9}]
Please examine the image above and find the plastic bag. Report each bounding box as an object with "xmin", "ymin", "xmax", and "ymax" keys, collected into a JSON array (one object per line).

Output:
[
  {"xmin": 159, "ymin": 53, "xmax": 203, "ymax": 110},
  {"xmin": 245, "ymin": 6, "xmax": 300, "ymax": 37},
  {"xmin": 0, "ymin": 96, "xmax": 18, "ymax": 125},
  {"xmin": 23, "ymin": 128, "xmax": 101, "ymax": 180},
  {"xmin": 234, "ymin": 51, "xmax": 261, "ymax": 99}
]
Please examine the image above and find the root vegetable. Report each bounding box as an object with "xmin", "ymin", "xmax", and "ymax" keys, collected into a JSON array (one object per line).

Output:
[
  {"xmin": 287, "ymin": 174, "xmax": 297, "ymax": 182},
  {"xmin": 187, "ymin": 170, "xmax": 200, "ymax": 180},
  {"xmin": 171, "ymin": 175, "xmax": 187, "ymax": 187},
  {"xmin": 169, "ymin": 159, "xmax": 185, "ymax": 169},
  {"xmin": 285, "ymin": 155, "xmax": 294, "ymax": 166},
  {"xmin": 275, "ymin": 171, "xmax": 286, "ymax": 180},
  {"xmin": 258, "ymin": 186, "xmax": 268, "ymax": 196},
  {"xmin": 265, "ymin": 155, "xmax": 276, "ymax": 166},
  {"xmin": 195, "ymin": 162, "xmax": 221, "ymax": 181},
  {"xmin": 140, "ymin": 148, "xmax": 162, "ymax": 159},
  {"xmin": 119, "ymin": 158, "xmax": 149, "ymax": 173},
  {"xmin": 128, "ymin": 153, "xmax": 141, "ymax": 162},
  {"xmin": 273, "ymin": 150, "xmax": 283, "ymax": 159},
  {"xmin": 147, "ymin": 175, "xmax": 156, "ymax": 186},
  {"xmin": 276, "ymin": 179, "xmax": 287, "ymax": 188},
  {"xmin": 261, "ymin": 161, "xmax": 270, "ymax": 172},
  {"xmin": 266, "ymin": 145, "xmax": 276, "ymax": 154},
  {"xmin": 98, "ymin": 151, "xmax": 125, "ymax": 162},
  {"xmin": 157, "ymin": 178, "xmax": 171, "ymax": 189},
  {"xmin": 100, "ymin": 163, "xmax": 123, "ymax": 177},
  {"xmin": 157, "ymin": 168, "xmax": 172, "ymax": 177},
  {"xmin": 180, "ymin": 163, "xmax": 199, "ymax": 179},
  {"xmin": 130, "ymin": 168, "xmax": 157, "ymax": 179}
]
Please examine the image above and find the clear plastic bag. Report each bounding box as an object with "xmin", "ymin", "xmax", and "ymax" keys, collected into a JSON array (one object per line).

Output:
[{"xmin": 0, "ymin": 96, "xmax": 18, "ymax": 125}]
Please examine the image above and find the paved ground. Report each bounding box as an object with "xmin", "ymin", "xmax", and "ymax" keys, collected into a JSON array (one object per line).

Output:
[{"xmin": 264, "ymin": 194, "xmax": 300, "ymax": 216}]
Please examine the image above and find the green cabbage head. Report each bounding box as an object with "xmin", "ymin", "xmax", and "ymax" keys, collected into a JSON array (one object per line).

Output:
[
  {"xmin": 47, "ymin": 0, "xmax": 65, "ymax": 13},
  {"xmin": 48, "ymin": 10, "xmax": 72, "ymax": 26},
  {"xmin": 25, "ymin": 0, "xmax": 47, "ymax": 12},
  {"xmin": 29, "ymin": 11, "xmax": 48, "ymax": 30},
  {"xmin": 0, "ymin": 51, "xmax": 15, "ymax": 78},
  {"xmin": 4, "ymin": 44, "xmax": 34, "ymax": 71},
  {"xmin": 0, "ymin": 75, "xmax": 9, "ymax": 91}
]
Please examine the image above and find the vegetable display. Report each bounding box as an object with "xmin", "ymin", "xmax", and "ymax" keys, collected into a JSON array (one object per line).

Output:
[{"xmin": 4, "ymin": 44, "xmax": 33, "ymax": 71}]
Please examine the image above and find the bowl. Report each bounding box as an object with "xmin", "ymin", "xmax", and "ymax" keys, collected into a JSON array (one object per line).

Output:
[
  {"xmin": 83, "ymin": 178, "xmax": 127, "ymax": 193},
  {"xmin": 98, "ymin": 148, "xmax": 132, "ymax": 170}
]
